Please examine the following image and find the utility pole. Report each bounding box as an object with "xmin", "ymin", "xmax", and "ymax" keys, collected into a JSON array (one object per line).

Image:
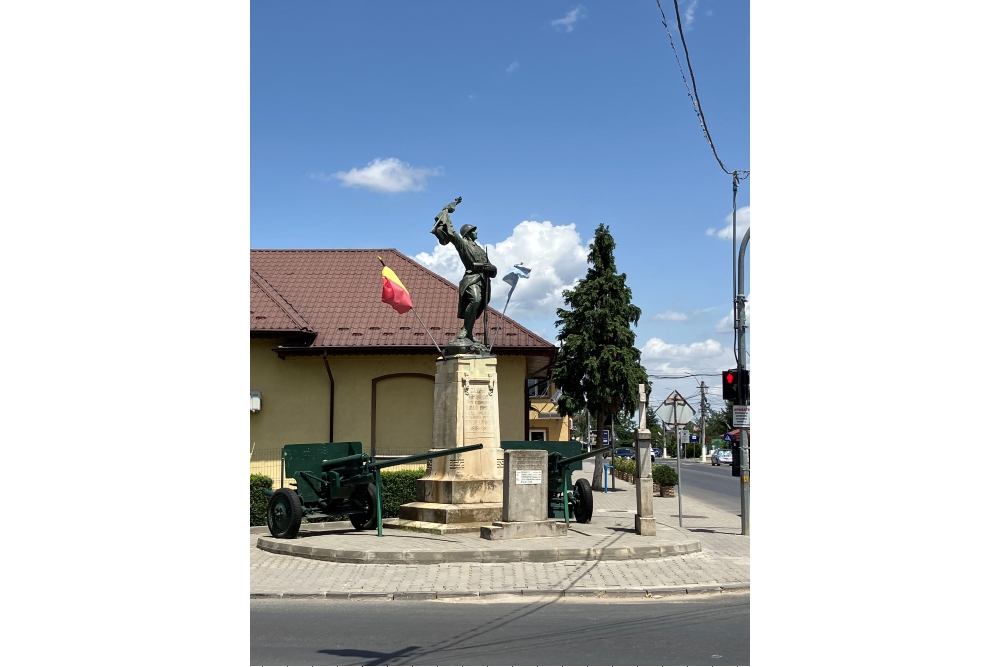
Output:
[
  {"xmin": 699, "ymin": 381, "xmax": 708, "ymax": 462},
  {"xmin": 736, "ymin": 228, "xmax": 750, "ymax": 536}
]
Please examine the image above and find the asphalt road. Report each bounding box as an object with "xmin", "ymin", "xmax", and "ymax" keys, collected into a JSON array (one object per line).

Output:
[
  {"xmin": 583, "ymin": 457, "xmax": 742, "ymax": 515},
  {"xmin": 662, "ymin": 459, "xmax": 742, "ymax": 514},
  {"xmin": 250, "ymin": 594, "xmax": 750, "ymax": 665}
]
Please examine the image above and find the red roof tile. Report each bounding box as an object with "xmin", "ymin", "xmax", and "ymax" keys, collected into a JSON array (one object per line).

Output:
[
  {"xmin": 249, "ymin": 249, "xmax": 555, "ymax": 354},
  {"xmin": 250, "ymin": 268, "xmax": 314, "ymax": 334}
]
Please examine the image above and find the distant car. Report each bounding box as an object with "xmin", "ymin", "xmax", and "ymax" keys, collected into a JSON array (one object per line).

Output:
[
  {"xmin": 712, "ymin": 449, "xmax": 733, "ymax": 466},
  {"xmin": 652, "ymin": 448, "xmax": 662, "ymax": 458},
  {"xmin": 614, "ymin": 447, "xmax": 634, "ymax": 460}
]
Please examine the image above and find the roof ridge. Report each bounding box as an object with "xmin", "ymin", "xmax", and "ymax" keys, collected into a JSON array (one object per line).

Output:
[{"xmin": 250, "ymin": 267, "xmax": 314, "ymax": 332}]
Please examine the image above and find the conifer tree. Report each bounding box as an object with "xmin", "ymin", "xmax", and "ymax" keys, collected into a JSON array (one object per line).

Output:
[{"xmin": 552, "ymin": 224, "xmax": 648, "ymax": 492}]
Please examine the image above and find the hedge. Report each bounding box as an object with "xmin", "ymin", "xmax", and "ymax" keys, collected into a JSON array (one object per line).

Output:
[
  {"xmin": 251, "ymin": 470, "xmax": 426, "ymax": 526},
  {"xmin": 250, "ymin": 474, "xmax": 273, "ymax": 526}
]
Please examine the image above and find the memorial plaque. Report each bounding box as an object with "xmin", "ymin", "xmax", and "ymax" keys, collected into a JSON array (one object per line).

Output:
[
  {"xmin": 515, "ymin": 470, "xmax": 542, "ymax": 485},
  {"xmin": 463, "ymin": 381, "xmax": 497, "ymax": 443}
]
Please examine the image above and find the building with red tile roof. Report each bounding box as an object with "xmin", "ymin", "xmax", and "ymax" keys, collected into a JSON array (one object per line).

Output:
[{"xmin": 250, "ymin": 249, "xmax": 564, "ymax": 481}]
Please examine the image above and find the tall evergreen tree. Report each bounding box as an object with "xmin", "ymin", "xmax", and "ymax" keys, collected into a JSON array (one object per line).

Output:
[{"xmin": 552, "ymin": 224, "xmax": 648, "ymax": 492}]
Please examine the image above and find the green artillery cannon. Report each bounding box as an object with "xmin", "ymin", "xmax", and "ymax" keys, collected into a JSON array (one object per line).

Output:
[
  {"xmin": 500, "ymin": 441, "xmax": 612, "ymax": 524},
  {"xmin": 264, "ymin": 441, "xmax": 483, "ymax": 539}
]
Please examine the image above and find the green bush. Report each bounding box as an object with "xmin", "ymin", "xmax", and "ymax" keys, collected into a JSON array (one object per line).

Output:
[
  {"xmin": 250, "ymin": 474, "xmax": 273, "ymax": 526},
  {"xmin": 253, "ymin": 470, "xmax": 426, "ymax": 525},
  {"xmin": 652, "ymin": 464, "xmax": 678, "ymax": 488},
  {"xmin": 378, "ymin": 470, "xmax": 425, "ymax": 518}
]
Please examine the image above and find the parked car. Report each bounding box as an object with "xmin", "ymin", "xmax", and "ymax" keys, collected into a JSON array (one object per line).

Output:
[
  {"xmin": 652, "ymin": 448, "xmax": 662, "ymax": 458},
  {"xmin": 712, "ymin": 449, "xmax": 733, "ymax": 466},
  {"xmin": 614, "ymin": 447, "xmax": 634, "ymax": 460}
]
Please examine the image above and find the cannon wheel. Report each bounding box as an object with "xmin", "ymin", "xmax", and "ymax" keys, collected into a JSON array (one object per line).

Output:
[
  {"xmin": 573, "ymin": 478, "xmax": 594, "ymax": 523},
  {"xmin": 349, "ymin": 483, "xmax": 378, "ymax": 530},
  {"xmin": 267, "ymin": 488, "xmax": 303, "ymax": 539}
]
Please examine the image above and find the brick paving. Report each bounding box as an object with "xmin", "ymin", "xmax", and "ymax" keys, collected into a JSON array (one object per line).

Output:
[{"xmin": 250, "ymin": 461, "xmax": 749, "ymax": 597}]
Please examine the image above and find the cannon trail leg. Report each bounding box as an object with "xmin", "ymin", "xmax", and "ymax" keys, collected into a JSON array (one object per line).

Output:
[
  {"xmin": 562, "ymin": 471, "xmax": 570, "ymax": 524},
  {"xmin": 375, "ymin": 469, "xmax": 384, "ymax": 537}
]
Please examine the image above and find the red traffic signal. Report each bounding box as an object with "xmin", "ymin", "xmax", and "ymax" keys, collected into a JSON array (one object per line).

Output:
[{"xmin": 722, "ymin": 368, "xmax": 749, "ymax": 402}]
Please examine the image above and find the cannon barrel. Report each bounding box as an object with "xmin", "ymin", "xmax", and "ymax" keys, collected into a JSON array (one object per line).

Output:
[
  {"xmin": 319, "ymin": 453, "xmax": 368, "ymax": 471},
  {"xmin": 370, "ymin": 443, "xmax": 484, "ymax": 470},
  {"xmin": 550, "ymin": 446, "xmax": 612, "ymax": 470}
]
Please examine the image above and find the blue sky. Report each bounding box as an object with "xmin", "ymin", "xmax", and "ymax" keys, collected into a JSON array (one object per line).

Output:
[{"xmin": 251, "ymin": 1, "xmax": 749, "ymax": 411}]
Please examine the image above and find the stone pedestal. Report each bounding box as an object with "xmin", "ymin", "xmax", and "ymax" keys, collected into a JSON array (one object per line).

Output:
[
  {"xmin": 502, "ymin": 449, "xmax": 547, "ymax": 522},
  {"xmin": 634, "ymin": 426, "xmax": 656, "ymax": 536},
  {"xmin": 481, "ymin": 449, "xmax": 563, "ymax": 540},
  {"xmin": 386, "ymin": 354, "xmax": 505, "ymax": 534}
]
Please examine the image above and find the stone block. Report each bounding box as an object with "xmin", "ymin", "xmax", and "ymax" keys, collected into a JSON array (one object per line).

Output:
[
  {"xmin": 634, "ymin": 515, "xmax": 657, "ymax": 536},
  {"xmin": 480, "ymin": 520, "xmax": 568, "ymax": 541},
  {"xmin": 502, "ymin": 449, "xmax": 548, "ymax": 522}
]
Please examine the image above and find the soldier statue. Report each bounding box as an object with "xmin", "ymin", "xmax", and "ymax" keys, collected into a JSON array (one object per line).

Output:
[{"xmin": 430, "ymin": 197, "xmax": 497, "ymax": 354}]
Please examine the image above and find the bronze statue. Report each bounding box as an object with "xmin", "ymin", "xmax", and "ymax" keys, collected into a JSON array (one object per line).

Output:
[{"xmin": 430, "ymin": 197, "xmax": 497, "ymax": 354}]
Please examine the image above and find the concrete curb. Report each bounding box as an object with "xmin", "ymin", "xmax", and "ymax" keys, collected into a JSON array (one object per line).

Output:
[
  {"xmin": 250, "ymin": 584, "xmax": 749, "ymax": 601},
  {"xmin": 256, "ymin": 535, "xmax": 702, "ymax": 564}
]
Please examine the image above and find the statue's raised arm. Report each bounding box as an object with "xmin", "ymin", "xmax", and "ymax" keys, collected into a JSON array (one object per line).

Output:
[{"xmin": 430, "ymin": 197, "xmax": 463, "ymax": 245}]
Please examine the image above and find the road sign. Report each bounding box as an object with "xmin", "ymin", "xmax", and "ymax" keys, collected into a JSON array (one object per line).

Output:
[
  {"xmin": 733, "ymin": 405, "xmax": 750, "ymax": 428},
  {"xmin": 691, "ymin": 434, "xmax": 698, "ymax": 442},
  {"xmin": 679, "ymin": 430, "xmax": 690, "ymax": 444},
  {"xmin": 723, "ymin": 433, "xmax": 733, "ymax": 442},
  {"xmin": 602, "ymin": 430, "xmax": 609, "ymax": 446},
  {"xmin": 655, "ymin": 390, "xmax": 695, "ymax": 425}
]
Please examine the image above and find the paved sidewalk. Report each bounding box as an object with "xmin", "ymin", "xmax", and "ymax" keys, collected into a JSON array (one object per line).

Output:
[{"xmin": 250, "ymin": 462, "xmax": 749, "ymax": 599}]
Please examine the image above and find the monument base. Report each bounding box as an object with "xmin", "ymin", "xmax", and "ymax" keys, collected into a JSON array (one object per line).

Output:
[
  {"xmin": 383, "ymin": 514, "xmax": 499, "ymax": 535},
  {"xmin": 416, "ymin": 478, "xmax": 503, "ymax": 505},
  {"xmin": 480, "ymin": 520, "xmax": 568, "ymax": 541},
  {"xmin": 634, "ymin": 515, "xmax": 657, "ymax": 535}
]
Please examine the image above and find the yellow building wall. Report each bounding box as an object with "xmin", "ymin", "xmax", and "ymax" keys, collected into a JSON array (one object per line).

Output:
[
  {"xmin": 250, "ymin": 341, "xmax": 529, "ymax": 480},
  {"xmin": 528, "ymin": 394, "xmax": 571, "ymax": 441}
]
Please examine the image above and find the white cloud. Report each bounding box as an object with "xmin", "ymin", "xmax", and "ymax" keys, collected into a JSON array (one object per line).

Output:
[
  {"xmin": 685, "ymin": 0, "xmax": 699, "ymax": 28},
  {"xmin": 715, "ymin": 302, "xmax": 750, "ymax": 333},
  {"xmin": 552, "ymin": 5, "xmax": 587, "ymax": 32},
  {"xmin": 412, "ymin": 220, "xmax": 590, "ymax": 319},
  {"xmin": 706, "ymin": 205, "xmax": 750, "ymax": 240},
  {"xmin": 653, "ymin": 307, "xmax": 714, "ymax": 322},
  {"xmin": 506, "ymin": 61, "xmax": 519, "ymax": 73},
  {"xmin": 640, "ymin": 337, "xmax": 734, "ymax": 375},
  {"xmin": 468, "ymin": 94, "xmax": 476, "ymax": 101},
  {"xmin": 322, "ymin": 157, "xmax": 441, "ymax": 193}
]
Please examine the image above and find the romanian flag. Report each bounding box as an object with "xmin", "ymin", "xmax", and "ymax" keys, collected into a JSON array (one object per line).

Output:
[{"xmin": 379, "ymin": 259, "xmax": 413, "ymax": 314}]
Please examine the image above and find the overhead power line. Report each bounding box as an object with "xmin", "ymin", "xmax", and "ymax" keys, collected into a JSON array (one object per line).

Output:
[{"xmin": 654, "ymin": 0, "xmax": 749, "ymax": 180}]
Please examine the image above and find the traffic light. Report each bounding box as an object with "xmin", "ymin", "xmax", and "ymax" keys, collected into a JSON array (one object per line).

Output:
[
  {"xmin": 731, "ymin": 444, "xmax": 741, "ymax": 477},
  {"xmin": 722, "ymin": 369, "xmax": 749, "ymax": 402}
]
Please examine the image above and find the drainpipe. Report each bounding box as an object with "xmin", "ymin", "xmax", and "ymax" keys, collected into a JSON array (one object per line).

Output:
[{"xmin": 322, "ymin": 351, "xmax": 335, "ymax": 442}]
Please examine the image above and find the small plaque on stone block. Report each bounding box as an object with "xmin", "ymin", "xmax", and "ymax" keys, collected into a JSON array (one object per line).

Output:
[{"xmin": 515, "ymin": 470, "xmax": 542, "ymax": 485}]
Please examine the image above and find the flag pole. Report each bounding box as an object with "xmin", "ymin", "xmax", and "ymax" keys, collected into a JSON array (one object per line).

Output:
[
  {"xmin": 378, "ymin": 255, "xmax": 444, "ymax": 356},
  {"xmin": 411, "ymin": 308, "xmax": 444, "ymax": 357},
  {"xmin": 488, "ymin": 290, "xmax": 514, "ymax": 353}
]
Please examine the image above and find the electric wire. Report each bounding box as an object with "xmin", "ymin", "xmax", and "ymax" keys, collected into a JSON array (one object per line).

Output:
[{"xmin": 654, "ymin": 0, "xmax": 749, "ymax": 180}]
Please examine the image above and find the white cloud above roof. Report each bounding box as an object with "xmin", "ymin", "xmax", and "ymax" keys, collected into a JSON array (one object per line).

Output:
[
  {"xmin": 315, "ymin": 157, "xmax": 442, "ymax": 193},
  {"xmin": 412, "ymin": 220, "xmax": 590, "ymax": 319}
]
